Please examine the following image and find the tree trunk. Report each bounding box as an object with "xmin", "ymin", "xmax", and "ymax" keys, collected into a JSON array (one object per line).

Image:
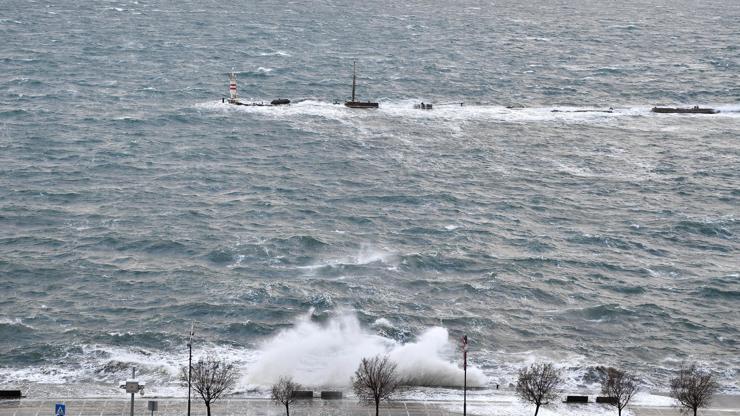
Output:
[
  {"xmin": 375, "ymin": 399, "xmax": 380, "ymax": 416},
  {"xmin": 206, "ymin": 402, "xmax": 211, "ymax": 416},
  {"xmin": 285, "ymin": 403, "xmax": 290, "ymax": 416},
  {"xmin": 693, "ymin": 407, "xmax": 697, "ymax": 416},
  {"xmin": 618, "ymin": 407, "xmax": 622, "ymax": 416},
  {"xmin": 534, "ymin": 403, "xmax": 540, "ymax": 416}
]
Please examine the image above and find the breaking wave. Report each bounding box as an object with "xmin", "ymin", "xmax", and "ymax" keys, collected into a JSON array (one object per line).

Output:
[{"xmin": 247, "ymin": 311, "xmax": 486, "ymax": 388}]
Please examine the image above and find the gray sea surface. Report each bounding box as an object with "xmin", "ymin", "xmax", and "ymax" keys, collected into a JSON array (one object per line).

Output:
[{"xmin": 0, "ymin": 0, "xmax": 738, "ymax": 398}]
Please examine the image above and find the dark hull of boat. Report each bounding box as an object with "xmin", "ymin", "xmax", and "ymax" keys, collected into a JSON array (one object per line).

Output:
[
  {"xmin": 414, "ymin": 104, "xmax": 433, "ymax": 110},
  {"xmin": 345, "ymin": 101, "xmax": 379, "ymax": 108},
  {"xmin": 652, "ymin": 107, "xmax": 717, "ymax": 114}
]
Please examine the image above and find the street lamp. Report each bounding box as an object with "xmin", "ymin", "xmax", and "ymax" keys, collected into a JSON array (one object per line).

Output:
[
  {"xmin": 461, "ymin": 335, "xmax": 468, "ymax": 416},
  {"xmin": 187, "ymin": 322, "xmax": 195, "ymax": 416},
  {"xmin": 120, "ymin": 366, "xmax": 145, "ymax": 416}
]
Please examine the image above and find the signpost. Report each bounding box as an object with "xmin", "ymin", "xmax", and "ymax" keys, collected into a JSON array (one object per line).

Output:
[
  {"xmin": 147, "ymin": 401, "xmax": 158, "ymax": 416},
  {"xmin": 55, "ymin": 403, "xmax": 65, "ymax": 416}
]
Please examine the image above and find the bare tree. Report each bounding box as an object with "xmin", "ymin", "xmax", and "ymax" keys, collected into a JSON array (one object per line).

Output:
[
  {"xmin": 599, "ymin": 367, "xmax": 639, "ymax": 416},
  {"xmin": 670, "ymin": 363, "xmax": 719, "ymax": 416},
  {"xmin": 179, "ymin": 355, "xmax": 238, "ymax": 416},
  {"xmin": 352, "ymin": 355, "xmax": 400, "ymax": 416},
  {"xmin": 271, "ymin": 376, "xmax": 302, "ymax": 416},
  {"xmin": 515, "ymin": 362, "xmax": 562, "ymax": 416}
]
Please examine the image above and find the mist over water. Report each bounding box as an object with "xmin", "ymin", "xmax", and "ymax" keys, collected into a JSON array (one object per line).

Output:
[{"xmin": 1, "ymin": 0, "xmax": 739, "ymax": 398}]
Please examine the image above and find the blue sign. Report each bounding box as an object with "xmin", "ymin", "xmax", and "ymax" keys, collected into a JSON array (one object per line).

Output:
[{"xmin": 55, "ymin": 404, "xmax": 65, "ymax": 416}]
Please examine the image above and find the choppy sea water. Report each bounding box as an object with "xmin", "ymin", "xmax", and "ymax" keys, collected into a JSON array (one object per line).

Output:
[{"xmin": 0, "ymin": 0, "xmax": 738, "ymax": 398}]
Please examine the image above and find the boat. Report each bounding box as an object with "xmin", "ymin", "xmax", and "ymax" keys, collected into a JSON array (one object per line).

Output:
[
  {"xmin": 223, "ymin": 71, "xmax": 290, "ymax": 106},
  {"xmin": 414, "ymin": 102, "xmax": 433, "ymax": 110},
  {"xmin": 651, "ymin": 106, "xmax": 717, "ymax": 114},
  {"xmin": 344, "ymin": 61, "xmax": 378, "ymax": 108}
]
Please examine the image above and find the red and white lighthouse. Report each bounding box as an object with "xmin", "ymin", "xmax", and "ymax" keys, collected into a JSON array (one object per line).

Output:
[{"xmin": 228, "ymin": 71, "xmax": 238, "ymax": 101}]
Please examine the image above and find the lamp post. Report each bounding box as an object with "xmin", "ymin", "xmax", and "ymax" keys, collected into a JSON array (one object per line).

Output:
[
  {"xmin": 187, "ymin": 323, "xmax": 195, "ymax": 416},
  {"xmin": 120, "ymin": 366, "xmax": 144, "ymax": 416},
  {"xmin": 462, "ymin": 335, "xmax": 468, "ymax": 416},
  {"xmin": 130, "ymin": 367, "xmax": 135, "ymax": 416}
]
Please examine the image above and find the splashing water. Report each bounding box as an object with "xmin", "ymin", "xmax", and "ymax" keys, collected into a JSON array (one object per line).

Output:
[{"xmin": 247, "ymin": 311, "xmax": 486, "ymax": 388}]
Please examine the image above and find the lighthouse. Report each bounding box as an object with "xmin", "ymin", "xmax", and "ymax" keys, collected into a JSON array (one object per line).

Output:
[
  {"xmin": 228, "ymin": 72, "xmax": 238, "ymax": 103},
  {"xmin": 222, "ymin": 70, "xmax": 289, "ymax": 106}
]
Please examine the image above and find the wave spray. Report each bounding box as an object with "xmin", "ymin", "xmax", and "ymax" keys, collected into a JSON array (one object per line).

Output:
[{"xmin": 247, "ymin": 310, "xmax": 487, "ymax": 388}]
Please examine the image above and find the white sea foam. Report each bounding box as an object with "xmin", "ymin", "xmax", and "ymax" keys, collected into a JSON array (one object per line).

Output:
[
  {"xmin": 353, "ymin": 245, "xmax": 395, "ymax": 265},
  {"xmin": 0, "ymin": 317, "xmax": 34, "ymax": 329},
  {"xmin": 246, "ymin": 311, "xmax": 486, "ymax": 388},
  {"xmin": 297, "ymin": 244, "xmax": 397, "ymax": 271},
  {"xmin": 0, "ymin": 342, "xmax": 255, "ymax": 397},
  {"xmin": 372, "ymin": 318, "xmax": 394, "ymax": 328},
  {"xmin": 193, "ymin": 99, "xmax": 691, "ymax": 125},
  {"xmin": 258, "ymin": 50, "xmax": 291, "ymax": 57},
  {"xmin": 390, "ymin": 327, "xmax": 487, "ymax": 387},
  {"xmin": 1, "ymin": 321, "xmax": 736, "ymax": 398},
  {"xmin": 714, "ymin": 104, "xmax": 740, "ymax": 114}
]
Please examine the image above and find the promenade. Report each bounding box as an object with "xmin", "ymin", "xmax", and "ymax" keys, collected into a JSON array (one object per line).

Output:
[{"xmin": 1, "ymin": 397, "xmax": 739, "ymax": 416}]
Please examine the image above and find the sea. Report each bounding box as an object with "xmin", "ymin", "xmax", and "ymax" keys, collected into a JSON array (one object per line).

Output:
[{"xmin": 0, "ymin": 0, "xmax": 738, "ymax": 400}]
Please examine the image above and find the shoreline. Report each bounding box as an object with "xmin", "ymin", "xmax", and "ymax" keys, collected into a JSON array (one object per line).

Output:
[
  {"xmin": 2, "ymin": 394, "xmax": 739, "ymax": 416},
  {"xmin": 4, "ymin": 382, "xmax": 740, "ymax": 402}
]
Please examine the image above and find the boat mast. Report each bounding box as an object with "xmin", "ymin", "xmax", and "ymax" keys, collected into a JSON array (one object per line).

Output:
[{"xmin": 351, "ymin": 60, "xmax": 356, "ymax": 102}]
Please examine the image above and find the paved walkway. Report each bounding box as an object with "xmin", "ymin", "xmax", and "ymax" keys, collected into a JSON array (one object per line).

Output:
[
  {"xmin": 0, "ymin": 399, "xmax": 453, "ymax": 416},
  {"xmin": 1, "ymin": 397, "xmax": 738, "ymax": 416}
]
